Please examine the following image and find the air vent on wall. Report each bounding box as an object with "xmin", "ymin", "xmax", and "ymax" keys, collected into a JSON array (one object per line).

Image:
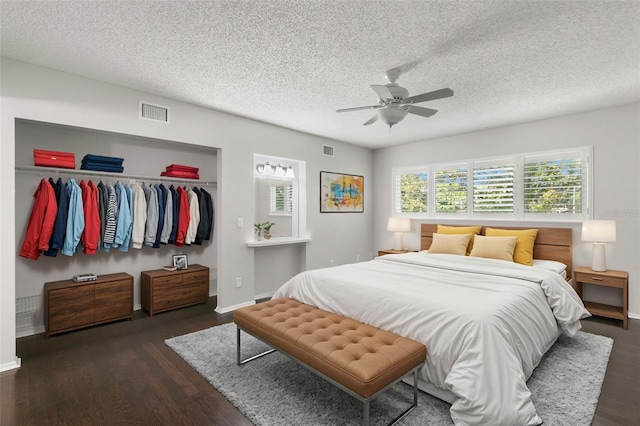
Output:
[
  {"xmin": 323, "ymin": 145, "xmax": 334, "ymax": 157},
  {"xmin": 139, "ymin": 101, "xmax": 170, "ymax": 124}
]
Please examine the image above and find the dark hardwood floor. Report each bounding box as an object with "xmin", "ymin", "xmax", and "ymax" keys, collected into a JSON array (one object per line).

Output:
[{"xmin": 1, "ymin": 298, "xmax": 638, "ymax": 425}]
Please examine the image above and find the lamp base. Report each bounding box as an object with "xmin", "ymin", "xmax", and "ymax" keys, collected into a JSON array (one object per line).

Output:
[
  {"xmin": 392, "ymin": 232, "xmax": 404, "ymax": 251},
  {"xmin": 591, "ymin": 243, "xmax": 607, "ymax": 272}
]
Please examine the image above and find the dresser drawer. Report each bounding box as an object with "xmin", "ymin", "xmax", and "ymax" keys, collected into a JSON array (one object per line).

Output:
[
  {"xmin": 48, "ymin": 285, "xmax": 95, "ymax": 332},
  {"xmin": 183, "ymin": 269, "xmax": 209, "ymax": 285},
  {"xmin": 574, "ymin": 272, "xmax": 626, "ymax": 288}
]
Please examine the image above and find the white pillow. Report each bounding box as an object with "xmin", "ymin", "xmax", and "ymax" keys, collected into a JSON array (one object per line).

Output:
[{"xmin": 532, "ymin": 259, "xmax": 567, "ymax": 274}]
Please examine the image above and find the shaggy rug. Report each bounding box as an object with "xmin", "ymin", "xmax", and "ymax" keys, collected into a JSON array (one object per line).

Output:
[{"xmin": 166, "ymin": 323, "xmax": 613, "ymax": 426}]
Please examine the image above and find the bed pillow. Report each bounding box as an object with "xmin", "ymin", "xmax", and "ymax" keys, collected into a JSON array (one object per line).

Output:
[
  {"xmin": 428, "ymin": 233, "xmax": 472, "ymax": 256},
  {"xmin": 469, "ymin": 235, "xmax": 518, "ymax": 262},
  {"xmin": 485, "ymin": 228, "xmax": 538, "ymax": 266},
  {"xmin": 532, "ymin": 259, "xmax": 567, "ymax": 274},
  {"xmin": 437, "ymin": 225, "xmax": 482, "ymax": 255}
]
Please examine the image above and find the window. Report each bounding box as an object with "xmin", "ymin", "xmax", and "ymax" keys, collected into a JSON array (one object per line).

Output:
[
  {"xmin": 473, "ymin": 161, "xmax": 514, "ymax": 214},
  {"xmin": 434, "ymin": 165, "xmax": 467, "ymax": 214},
  {"xmin": 392, "ymin": 147, "xmax": 591, "ymax": 221},
  {"xmin": 395, "ymin": 170, "xmax": 428, "ymax": 213},
  {"xmin": 270, "ymin": 184, "xmax": 292, "ymax": 215}
]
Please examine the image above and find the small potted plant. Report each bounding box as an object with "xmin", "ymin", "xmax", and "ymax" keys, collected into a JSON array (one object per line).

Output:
[
  {"xmin": 262, "ymin": 221, "xmax": 275, "ymax": 240},
  {"xmin": 254, "ymin": 223, "xmax": 264, "ymax": 241}
]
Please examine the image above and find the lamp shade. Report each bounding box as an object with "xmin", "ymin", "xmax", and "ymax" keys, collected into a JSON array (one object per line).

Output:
[
  {"xmin": 582, "ymin": 220, "xmax": 616, "ymax": 242},
  {"xmin": 387, "ymin": 217, "xmax": 411, "ymax": 233}
]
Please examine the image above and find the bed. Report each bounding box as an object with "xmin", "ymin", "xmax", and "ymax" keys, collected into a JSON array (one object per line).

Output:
[{"xmin": 273, "ymin": 224, "xmax": 590, "ymax": 425}]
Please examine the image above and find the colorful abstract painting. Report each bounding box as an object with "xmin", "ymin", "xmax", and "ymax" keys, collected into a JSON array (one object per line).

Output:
[{"xmin": 320, "ymin": 171, "xmax": 364, "ymax": 213}]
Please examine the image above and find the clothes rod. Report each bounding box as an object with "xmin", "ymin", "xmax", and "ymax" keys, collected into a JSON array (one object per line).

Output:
[{"xmin": 15, "ymin": 165, "xmax": 216, "ymax": 187}]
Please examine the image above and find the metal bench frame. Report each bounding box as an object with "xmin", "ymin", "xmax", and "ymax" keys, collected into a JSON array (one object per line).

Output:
[{"xmin": 236, "ymin": 325, "xmax": 422, "ymax": 426}]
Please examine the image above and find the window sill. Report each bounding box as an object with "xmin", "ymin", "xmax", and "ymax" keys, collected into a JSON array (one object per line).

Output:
[{"xmin": 247, "ymin": 237, "xmax": 312, "ymax": 248}]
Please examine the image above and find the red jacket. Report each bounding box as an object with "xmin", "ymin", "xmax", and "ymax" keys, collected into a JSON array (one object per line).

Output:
[
  {"xmin": 175, "ymin": 186, "xmax": 190, "ymax": 246},
  {"xmin": 80, "ymin": 180, "xmax": 100, "ymax": 254},
  {"xmin": 19, "ymin": 179, "xmax": 58, "ymax": 260}
]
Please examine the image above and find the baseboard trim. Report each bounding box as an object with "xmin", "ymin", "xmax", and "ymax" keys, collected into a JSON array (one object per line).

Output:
[
  {"xmin": 215, "ymin": 300, "xmax": 255, "ymax": 314},
  {"xmin": 0, "ymin": 356, "xmax": 21, "ymax": 373}
]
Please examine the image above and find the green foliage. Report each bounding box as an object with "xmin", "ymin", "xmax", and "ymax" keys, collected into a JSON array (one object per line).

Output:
[
  {"xmin": 435, "ymin": 169, "xmax": 467, "ymax": 213},
  {"xmin": 524, "ymin": 160, "xmax": 582, "ymax": 213},
  {"xmin": 400, "ymin": 173, "xmax": 428, "ymax": 212}
]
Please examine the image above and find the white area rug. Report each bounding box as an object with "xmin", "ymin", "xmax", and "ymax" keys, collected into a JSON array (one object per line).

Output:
[{"xmin": 166, "ymin": 323, "xmax": 612, "ymax": 425}]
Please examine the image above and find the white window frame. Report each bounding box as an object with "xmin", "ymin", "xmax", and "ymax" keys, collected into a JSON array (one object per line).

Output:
[{"xmin": 391, "ymin": 146, "xmax": 592, "ymax": 222}]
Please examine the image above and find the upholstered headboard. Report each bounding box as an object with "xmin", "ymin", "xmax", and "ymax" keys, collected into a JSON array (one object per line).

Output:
[{"xmin": 420, "ymin": 224, "xmax": 573, "ymax": 277}]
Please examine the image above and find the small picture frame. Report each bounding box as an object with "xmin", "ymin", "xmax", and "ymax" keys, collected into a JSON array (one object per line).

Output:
[{"xmin": 172, "ymin": 254, "xmax": 188, "ymax": 270}]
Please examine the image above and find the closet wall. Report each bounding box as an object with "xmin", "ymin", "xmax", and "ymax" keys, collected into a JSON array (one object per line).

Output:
[{"xmin": 14, "ymin": 119, "xmax": 218, "ymax": 336}]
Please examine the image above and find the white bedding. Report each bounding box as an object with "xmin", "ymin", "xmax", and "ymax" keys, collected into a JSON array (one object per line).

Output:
[{"xmin": 273, "ymin": 252, "xmax": 590, "ymax": 426}]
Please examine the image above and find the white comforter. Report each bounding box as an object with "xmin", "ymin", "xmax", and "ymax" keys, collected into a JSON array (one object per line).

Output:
[{"xmin": 273, "ymin": 252, "xmax": 590, "ymax": 426}]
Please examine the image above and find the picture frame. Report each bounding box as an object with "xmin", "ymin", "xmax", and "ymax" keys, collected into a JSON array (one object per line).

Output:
[
  {"xmin": 320, "ymin": 171, "xmax": 364, "ymax": 213},
  {"xmin": 172, "ymin": 254, "xmax": 188, "ymax": 270}
]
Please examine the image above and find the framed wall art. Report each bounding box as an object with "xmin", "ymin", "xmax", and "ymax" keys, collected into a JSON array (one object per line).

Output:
[
  {"xmin": 172, "ymin": 254, "xmax": 188, "ymax": 270},
  {"xmin": 320, "ymin": 171, "xmax": 364, "ymax": 213}
]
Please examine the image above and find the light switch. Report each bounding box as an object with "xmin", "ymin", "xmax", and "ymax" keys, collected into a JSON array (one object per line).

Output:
[{"xmin": 237, "ymin": 218, "xmax": 243, "ymax": 228}]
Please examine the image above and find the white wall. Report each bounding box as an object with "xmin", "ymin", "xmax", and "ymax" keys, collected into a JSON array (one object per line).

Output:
[
  {"xmin": 373, "ymin": 102, "xmax": 640, "ymax": 317},
  {"xmin": 0, "ymin": 58, "xmax": 373, "ymax": 371}
]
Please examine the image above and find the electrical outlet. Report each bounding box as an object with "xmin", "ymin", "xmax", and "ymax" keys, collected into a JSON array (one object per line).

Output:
[
  {"xmin": 237, "ymin": 218, "xmax": 243, "ymax": 228},
  {"xmin": 235, "ymin": 277, "xmax": 242, "ymax": 288},
  {"xmin": 356, "ymin": 254, "xmax": 360, "ymax": 262},
  {"xmin": 330, "ymin": 259, "xmax": 335, "ymax": 267}
]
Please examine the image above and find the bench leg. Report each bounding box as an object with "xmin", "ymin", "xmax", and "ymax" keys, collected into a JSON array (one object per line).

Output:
[{"xmin": 236, "ymin": 326, "xmax": 276, "ymax": 366}]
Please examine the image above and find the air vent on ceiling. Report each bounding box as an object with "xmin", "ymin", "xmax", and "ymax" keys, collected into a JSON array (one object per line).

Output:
[
  {"xmin": 139, "ymin": 101, "xmax": 170, "ymax": 124},
  {"xmin": 323, "ymin": 145, "xmax": 334, "ymax": 157}
]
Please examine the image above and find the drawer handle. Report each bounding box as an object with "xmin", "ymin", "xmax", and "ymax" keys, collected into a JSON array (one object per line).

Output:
[{"xmin": 591, "ymin": 277, "xmax": 604, "ymax": 281}]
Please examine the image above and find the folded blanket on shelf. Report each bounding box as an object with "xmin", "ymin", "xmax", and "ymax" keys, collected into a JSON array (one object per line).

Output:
[
  {"xmin": 161, "ymin": 170, "xmax": 200, "ymax": 179},
  {"xmin": 166, "ymin": 164, "xmax": 199, "ymax": 173},
  {"xmin": 81, "ymin": 163, "xmax": 124, "ymax": 173},
  {"xmin": 81, "ymin": 154, "xmax": 124, "ymax": 165},
  {"xmin": 33, "ymin": 149, "xmax": 76, "ymax": 169}
]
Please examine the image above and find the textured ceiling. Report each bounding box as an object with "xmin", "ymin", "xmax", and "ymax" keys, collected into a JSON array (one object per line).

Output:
[{"xmin": 1, "ymin": 1, "xmax": 639, "ymax": 149}]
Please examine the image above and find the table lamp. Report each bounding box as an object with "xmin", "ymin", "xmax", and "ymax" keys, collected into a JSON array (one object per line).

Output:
[
  {"xmin": 387, "ymin": 217, "xmax": 411, "ymax": 250},
  {"xmin": 581, "ymin": 220, "xmax": 616, "ymax": 271}
]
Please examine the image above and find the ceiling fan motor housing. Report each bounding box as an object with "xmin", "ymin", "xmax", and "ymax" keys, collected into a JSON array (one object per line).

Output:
[{"xmin": 386, "ymin": 84, "xmax": 409, "ymax": 100}]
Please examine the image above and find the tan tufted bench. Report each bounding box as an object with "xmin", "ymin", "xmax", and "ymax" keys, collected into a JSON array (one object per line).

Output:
[{"xmin": 233, "ymin": 297, "xmax": 427, "ymax": 425}]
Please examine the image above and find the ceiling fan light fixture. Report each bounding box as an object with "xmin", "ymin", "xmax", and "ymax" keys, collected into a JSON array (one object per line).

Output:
[{"xmin": 378, "ymin": 106, "xmax": 408, "ymax": 128}]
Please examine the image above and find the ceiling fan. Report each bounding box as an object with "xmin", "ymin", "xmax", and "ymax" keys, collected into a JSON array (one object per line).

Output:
[{"xmin": 337, "ymin": 68, "xmax": 453, "ymax": 128}]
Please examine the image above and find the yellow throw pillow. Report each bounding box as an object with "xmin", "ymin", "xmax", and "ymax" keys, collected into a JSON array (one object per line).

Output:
[
  {"xmin": 469, "ymin": 235, "xmax": 518, "ymax": 262},
  {"xmin": 437, "ymin": 225, "xmax": 483, "ymax": 255},
  {"xmin": 485, "ymin": 228, "xmax": 539, "ymax": 266},
  {"xmin": 428, "ymin": 233, "xmax": 472, "ymax": 256}
]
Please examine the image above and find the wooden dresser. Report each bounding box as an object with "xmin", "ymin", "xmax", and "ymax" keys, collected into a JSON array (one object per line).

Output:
[
  {"xmin": 141, "ymin": 264, "xmax": 210, "ymax": 316},
  {"xmin": 45, "ymin": 272, "xmax": 133, "ymax": 336}
]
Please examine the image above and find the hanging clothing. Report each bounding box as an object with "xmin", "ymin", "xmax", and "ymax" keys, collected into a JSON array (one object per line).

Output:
[
  {"xmin": 62, "ymin": 179, "xmax": 85, "ymax": 256},
  {"xmin": 130, "ymin": 182, "xmax": 147, "ymax": 249},
  {"xmin": 118, "ymin": 183, "xmax": 134, "ymax": 252},
  {"xmin": 144, "ymin": 183, "xmax": 159, "ymax": 247},
  {"xmin": 19, "ymin": 179, "xmax": 58, "ymax": 260},
  {"xmin": 193, "ymin": 187, "xmax": 207, "ymax": 245},
  {"xmin": 160, "ymin": 184, "xmax": 173, "ymax": 244},
  {"xmin": 97, "ymin": 181, "xmax": 108, "ymax": 249},
  {"xmin": 44, "ymin": 178, "xmax": 69, "ymax": 257},
  {"xmin": 113, "ymin": 181, "xmax": 132, "ymax": 250},
  {"xmin": 79, "ymin": 180, "xmax": 100, "ymax": 254},
  {"xmin": 168, "ymin": 185, "xmax": 179, "ymax": 244},
  {"xmin": 185, "ymin": 188, "xmax": 200, "ymax": 245},
  {"xmin": 152, "ymin": 184, "xmax": 164, "ymax": 248},
  {"xmin": 175, "ymin": 186, "xmax": 190, "ymax": 246},
  {"xmin": 103, "ymin": 184, "xmax": 117, "ymax": 251},
  {"xmin": 200, "ymin": 187, "xmax": 214, "ymax": 241}
]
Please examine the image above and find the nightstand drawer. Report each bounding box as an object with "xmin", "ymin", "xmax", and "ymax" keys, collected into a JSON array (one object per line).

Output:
[{"xmin": 574, "ymin": 272, "xmax": 626, "ymax": 288}]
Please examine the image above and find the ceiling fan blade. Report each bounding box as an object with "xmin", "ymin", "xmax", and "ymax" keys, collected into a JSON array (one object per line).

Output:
[
  {"xmin": 371, "ymin": 85, "xmax": 393, "ymax": 100},
  {"xmin": 336, "ymin": 105, "xmax": 380, "ymax": 113},
  {"xmin": 407, "ymin": 105, "xmax": 438, "ymax": 117},
  {"xmin": 404, "ymin": 88, "xmax": 454, "ymax": 104},
  {"xmin": 363, "ymin": 114, "xmax": 379, "ymax": 126}
]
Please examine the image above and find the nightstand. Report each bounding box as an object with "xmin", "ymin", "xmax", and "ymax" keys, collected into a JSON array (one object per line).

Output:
[
  {"xmin": 573, "ymin": 267, "xmax": 628, "ymax": 329},
  {"xmin": 377, "ymin": 249, "xmax": 417, "ymax": 256}
]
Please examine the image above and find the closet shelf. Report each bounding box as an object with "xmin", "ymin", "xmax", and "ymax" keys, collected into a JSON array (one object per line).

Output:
[{"xmin": 15, "ymin": 165, "xmax": 216, "ymax": 186}]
